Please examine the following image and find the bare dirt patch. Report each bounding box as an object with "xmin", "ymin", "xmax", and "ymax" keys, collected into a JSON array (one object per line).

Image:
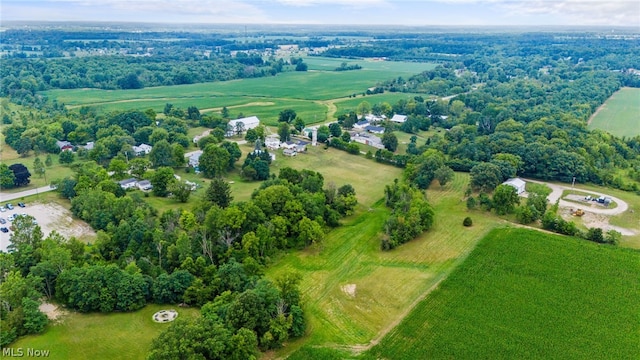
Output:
[
  {"xmin": 0, "ymin": 202, "xmax": 96, "ymax": 252},
  {"xmin": 559, "ymin": 207, "xmax": 636, "ymax": 236},
  {"xmin": 341, "ymin": 284, "xmax": 357, "ymax": 298},
  {"xmin": 39, "ymin": 302, "xmax": 66, "ymax": 321}
]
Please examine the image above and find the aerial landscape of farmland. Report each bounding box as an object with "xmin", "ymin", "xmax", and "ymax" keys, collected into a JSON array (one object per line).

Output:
[{"xmin": 1, "ymin": 1, "xmax": 639, "ymax": 359}]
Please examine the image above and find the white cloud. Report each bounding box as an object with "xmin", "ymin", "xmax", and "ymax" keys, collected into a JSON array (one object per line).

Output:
[
  {"xmin": 4, "ymin": 0, "xmax": 639, "ymax": 25},
  {"xmin": 277, "ymin": 0, "xmax": 388, "ymax": 6},
  {"xmin": 498, "ymin": 0, "xmax": 640, "ymax": 26},
  {"xmin": 428, "ymin": 0, "xmax": 639, "ymax": 26},
  {"xmin": 10, "ymin": 0, "xmax": 269, "ymax": 23}
]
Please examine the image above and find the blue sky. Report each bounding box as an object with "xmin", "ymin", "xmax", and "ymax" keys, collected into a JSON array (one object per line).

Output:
[{"xmin": 2, "ymin": 0, "xmax": 639, "ymax": 27}]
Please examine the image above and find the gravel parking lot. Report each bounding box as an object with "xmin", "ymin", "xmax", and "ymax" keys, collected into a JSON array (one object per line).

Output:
[{"xmin": 0, "ymin": 202, "xmax": 95, "ymax": 252}]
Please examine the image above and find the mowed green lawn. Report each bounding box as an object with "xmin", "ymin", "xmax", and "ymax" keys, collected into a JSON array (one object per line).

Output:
[
  {"xmin": 270, "ymin": 172, "xmax": 498, "ymax": 358},
  {"xmin": 365, "ymin": 227, "xmax": 640, "ymax": 360},
  {"xmin": 588, "ymin": 87, "xmax": 640, "ymax": 137},
  {"xmin": 9, "ymin": 304, "xmax": 200, "ymax": 360}
]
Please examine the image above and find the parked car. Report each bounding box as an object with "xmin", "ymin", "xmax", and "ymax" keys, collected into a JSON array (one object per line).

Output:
[
  {"xmin": 0, "ymin": 218, "xmax": 5, "ymax": 224},
  {"xmin": 18, "ymin": 202, "xmax": 25, "ymax": 208},
  {"xmin": 0, "ymin": 206, "xmax": 5, "ymax": 212},
  {"xmin": 0, "ymin": 227, "xmax": 8, "ymax": 233},
  {"xmin": 7, "ymin": 214, "xmax": 16, "ymax": 221},
  {"xmin": 6, "ymin": 203, "xmax": 13, "ymax": 210}
]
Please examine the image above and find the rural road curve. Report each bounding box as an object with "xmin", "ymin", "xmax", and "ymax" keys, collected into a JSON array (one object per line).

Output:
[
  {"xmin": 523, "ymin": 179, "xmax": 628, "ymax": 215},
  {"xmin": 0, "ymin": 186, "xmax": 55, "ymax": 203}
]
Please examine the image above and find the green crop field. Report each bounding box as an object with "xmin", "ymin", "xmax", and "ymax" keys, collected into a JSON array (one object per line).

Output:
[
  {"xmin": 588, "ymin": 87, "xmax": 640, "ymax": 137},
  {"xmin": 364, "ymin": 228, "xmax": 640, "ymax": 360},
  {"xmin": 270, "ymin": 171, "xmax": 500, "ymax": 358},
  {"xmin": 9, "ymin": 304, "xmax": 200, "ymax": 360},
  {"xmin": 41, "ymin": 59, "xmax": 437, "ymax": 121}
]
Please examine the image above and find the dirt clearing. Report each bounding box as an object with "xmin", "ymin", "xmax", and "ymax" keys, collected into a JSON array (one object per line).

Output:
[{"xmin": 0, "ymin": 202, "xmax": 96, "ymax": 252}]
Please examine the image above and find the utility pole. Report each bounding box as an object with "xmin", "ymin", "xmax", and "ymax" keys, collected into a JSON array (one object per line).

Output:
[{"xmin": 572, "ymin": 176, "xmax": 576, "ymax": 188}]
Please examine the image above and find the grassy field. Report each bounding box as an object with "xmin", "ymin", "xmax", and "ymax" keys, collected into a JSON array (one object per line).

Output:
[
  {"xmin": 8, "ymin": 304, "xmax": 200, "ymax": 360},
  {"xmin": 588, "ymin": 87, "xmax": 640, "ymax": 138},
  {"xmin": 135, "ymin": 146, "xmax": 403, "ymax": 215},
  {"xmin": 269, "ymin": 171, "xmax": 499, "ymax": 358},
  {"xmin": 42, "ymin": 58, "xmax": 437, "ymax": 122},
  {"xmin": 270, "ymin": 146, "xmax": 402, "ymax": 207},
  {"xmin": 364, "ymin": 227, "xmax": 640, "ymax": 360},
  {"xmin": 0, "ymin": 153, "xmax": 75, "ymax": 193}
]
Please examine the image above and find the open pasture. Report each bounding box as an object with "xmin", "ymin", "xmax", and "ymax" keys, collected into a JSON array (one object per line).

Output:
[
  {"xmin": 270, "ymin": 172, "xmax": 498, "ymax": 358},
  {"xmin": 588, "ymin": 87, "xmax": 640, "ymax": 138},
  {"xmin": 10, "ymin": 304, "xmax": 200, "ymax": 360},
  {"xmin": 365, "ymin": 227, "xmax": 640, "ymax": 360}
]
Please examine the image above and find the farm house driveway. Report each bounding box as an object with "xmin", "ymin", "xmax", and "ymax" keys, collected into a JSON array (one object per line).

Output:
[{"xmin": 523, "ymin": 179, "xmax": 628, "ymax": 215}]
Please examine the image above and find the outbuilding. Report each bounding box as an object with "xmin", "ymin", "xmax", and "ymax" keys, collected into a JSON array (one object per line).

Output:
[
  {"xmin": 227, "ymin": 116, "xmax": 260, "ymax": 136},
  {"xmin": 390, "ymin": 114, "xmax": 408, "ymax": 123},
  {"xmin": 502, "ymin": 178, "xmax": 526, "ymax": 195}
]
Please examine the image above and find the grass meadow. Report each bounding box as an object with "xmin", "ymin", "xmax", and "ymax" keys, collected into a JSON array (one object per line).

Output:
[
  {"xmin": 42, "ymin": 58, "xmax": 437, "ymax": 124},
  {"xmin": 588, "ymin": 87, "xmax": 640, "ymax": 138},
  {"xmin": 269, "ymin": 171, "xmax": 499, "ymax": 358},
  {"xmin": 364, "ymin": 228, "xmax": 640, "ymax": 360},
  {"xmin": 9, "ymin": 304, "xmax": 200, "ymax": 360}
]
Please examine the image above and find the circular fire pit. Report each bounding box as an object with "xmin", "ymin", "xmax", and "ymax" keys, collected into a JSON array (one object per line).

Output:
[{"xmin": 152, "ymin": 309, "xmax": 178, "ymax": 323}]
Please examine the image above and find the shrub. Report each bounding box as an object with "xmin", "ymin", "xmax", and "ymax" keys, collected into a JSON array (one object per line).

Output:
[{"xmin": 463, "ymin": 217, "xmax": 473, "ymax": 227}]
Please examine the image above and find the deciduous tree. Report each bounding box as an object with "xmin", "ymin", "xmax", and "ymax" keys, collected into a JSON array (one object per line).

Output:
[
  {"xmin": 199, "ymin": 144, "xmax": 231, "ymax": 178},
  {"xmin": 277, "ymin": 123, "xmax": 291, "ymax": 143},
  {"xmin": 434, "ymin": 166, "xmax": 454, "ymax": 187},
  {"xmin": 382, "ymin": 132, "xmax": 398, "ymax": 152},
  {"xmin": 492, "ymin": 184, "xmax": 520, "ymax": 215},
  {"xmin": 151, "ymin": 167, "xmax": 176, "ymax": 197},
  {"xmin": 149, "ymin": 140, "xmax": 175, "ymax": 168},
  {"xmin": 8, "ymin": 163, "xmax": 31, "ymax": 187},
  {"xmin": 278, "ymin": 109, "xmax": 296, "ymax": 124}
]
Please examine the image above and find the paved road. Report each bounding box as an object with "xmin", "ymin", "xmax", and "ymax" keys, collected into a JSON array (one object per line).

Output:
[
  {"xmin": 0, "ymin": 186, "xmax": 55, "ymax": 203},
  {"xmin": 523, "ymin": 179, "xmax": 629, "ymax": 215}
]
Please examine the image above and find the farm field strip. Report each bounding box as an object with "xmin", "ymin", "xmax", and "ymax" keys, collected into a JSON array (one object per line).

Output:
[
  {"xmin": 588, "ymin": 87, "xmax": 640, "ymax": 138},
  {"xmin": 43, "ymin": 59, "xmax": 437, "ymax": 114},
  {"xmin": 365, "ymin": 227, "xmax": 640, "ymax": 360},
  {"xmin": 270, "ymin": 172, "xmax": 498, "ymax": 358}
]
